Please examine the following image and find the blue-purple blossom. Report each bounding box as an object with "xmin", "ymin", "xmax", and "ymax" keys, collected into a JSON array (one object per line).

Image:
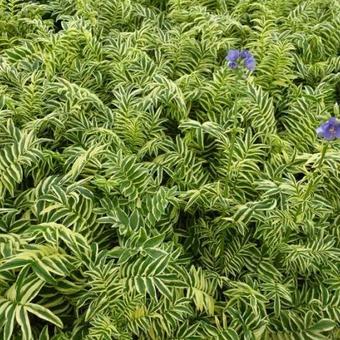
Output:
[
  {"xmin": 226, "ymin": 49, "xmax": 256, "ymax": 71},
  {"xmin": 240, "ymin": 50, "xmax": 252, "ymax": 59},
  {"xmin": 228, "ymin": 61, "xmax": 238, "ymax": 69},
  {"xmin": 316, "ymin": 117, "xmax": 340, "ymax": 140},
  {"xmin": 226, "ymin": 50, "xmax": 240, "ymax": 62},
  {"xmin": 244, "ymin": 57, "xmax": 256, "ymax": 71}
]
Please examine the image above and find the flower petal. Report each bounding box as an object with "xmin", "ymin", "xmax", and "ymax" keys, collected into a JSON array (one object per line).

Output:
[
  {"xmin": 316, "ymin": 117, "xmax": 340, "ymax": 140},
  {"xmin": 228, "ymin": 61, "xmax": 238, "ymax": 69},
  {"xmin": 226, "ymin": 50, "xmax": 240, "ymax": 62},
  {"xmin": 244, "ymin": 57, "xmax": 256, "ymax": 71},
  {"xmin": 316, "ymin": 126, "xmax": 325, "ymax": 137},
  {"xmin": 335, "ymin": 124, "xmax": 340, "ymax": 138},
  {"xmin": 323, "ymin": 129, "xmax": 335, "ymax": 140},
  {"xmin": 328, "ymin": 117, "xmax": 337, "ymax": 124},
  {"xmin": 240, "ymin": 50, "xmax": 252, "ymax": 59}
]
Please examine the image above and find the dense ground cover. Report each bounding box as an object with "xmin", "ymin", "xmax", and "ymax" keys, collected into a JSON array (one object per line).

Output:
[{"xmin": 0, "ymin": 0, "xmax": 339, "ymax": 339}]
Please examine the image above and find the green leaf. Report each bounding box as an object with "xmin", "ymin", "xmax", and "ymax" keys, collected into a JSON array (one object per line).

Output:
[
  {"xmin": 143, "ymin": 234, "xmax": 165, "ymax": 248},
  {"xmin": 26, "ymin": 303, "xmax": 63, "ymax": 328},
  {"xmin": 3, "ymin": 303, "xmax": 16, "ymax": 340},
  {"xmin": 31, "ymin": 260, "xmax": 56, "ymax": 284},
  {"xmin": 19, "ymin": 277, "xmax": 44, "ymax": 304},
  {"xmin": 15, "ymin": 305, "xmax": 32, "ymax": 340},
  {"xmin": 38, "ymin": 325, "xmax": 50, "ymax": 340},
  {"xmin": 0, "ymin": 258, "xmax": 31, "ymax": 272},
  {"xmin": 308, "ymin": 319, "xmax": 336, "ymax": 333}
]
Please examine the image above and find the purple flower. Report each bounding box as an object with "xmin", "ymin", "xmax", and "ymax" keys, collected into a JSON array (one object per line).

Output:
[
  {"xmin": 316, "ymin": 117, "xmax": 340, "ymax": 140},
  {"xmin": 226, "ymin": 50, "xmax": 240, "ymax": 62},
  {"xmin": 226, "ymin": 49, "xmax": 256, "ymax": 71},
  {"xmin": 244, "ymin": 57, "xmax": 256, "ymax": 71},
  {"xmin": 228, "ymin": 61, "xmax": 238, "ymax": 69},
  {"xmin": 240, "ymin": 50, "xmax": 252, "ymax": 59}
]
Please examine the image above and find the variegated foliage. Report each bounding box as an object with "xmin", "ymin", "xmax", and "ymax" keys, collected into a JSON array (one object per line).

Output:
[{"xmin": 0, "ymin": 0, "xmax": 339, "ymax": 339}]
